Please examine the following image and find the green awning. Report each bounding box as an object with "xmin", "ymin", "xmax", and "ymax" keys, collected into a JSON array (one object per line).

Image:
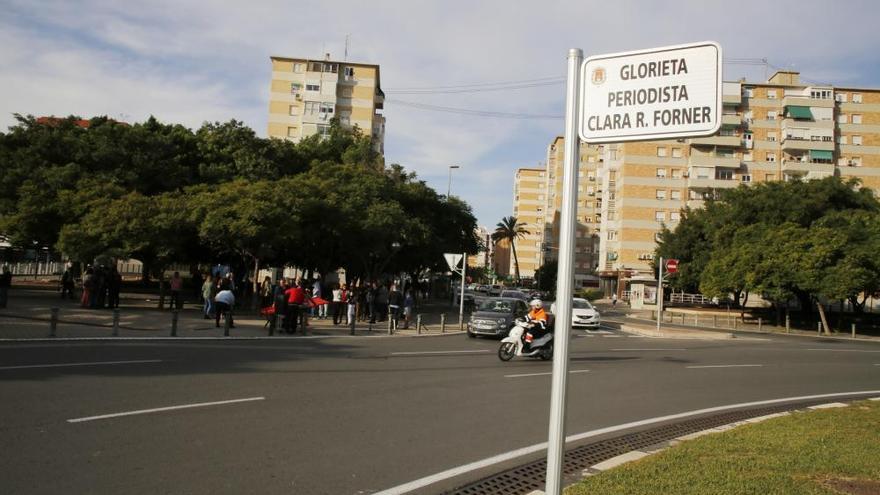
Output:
[
  {"xmin": 810, "ymin": 150, "xmax": 833, "ymax": 160},
  {"xmin": 786, "ymin": 106, "xmax": 813, "ymax": 119}
]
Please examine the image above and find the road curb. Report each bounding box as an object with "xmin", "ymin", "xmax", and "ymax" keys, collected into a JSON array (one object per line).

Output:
[{"xmin": 619, "ymin": 323, "xmax": 734, "ymax": 340}]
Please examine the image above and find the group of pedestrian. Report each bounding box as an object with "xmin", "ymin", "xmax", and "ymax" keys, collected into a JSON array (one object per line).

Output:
[
  {"xmin": 200, "ymin": 272, "xmax": 238, "ymax": 327},
  {"xmin": 80, "ymin": 265, "xmax": 122, "ymax": 309}
]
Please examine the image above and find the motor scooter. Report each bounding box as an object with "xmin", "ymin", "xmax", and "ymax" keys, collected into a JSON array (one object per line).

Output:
[{"xmin": 498, "ymin": 318, "xmax": 553, "ymax": 361}]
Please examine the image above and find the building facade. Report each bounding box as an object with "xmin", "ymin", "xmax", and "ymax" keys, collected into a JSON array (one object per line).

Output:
[
  {"xmin": 522, "ymin": 71, "xmax": 880, "ymax": 296},
  {"xmin": 267, "ymin": 55, "xmax": 385, "ymax": 153},
  {"xmin": 510, "ymin": 168, "xmax": 547, "ymax": 279}
]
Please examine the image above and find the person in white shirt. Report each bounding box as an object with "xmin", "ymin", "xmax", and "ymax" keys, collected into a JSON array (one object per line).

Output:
[{"xmin": 214, "ymin": 289, "xmax": 235, "ymax": 328}]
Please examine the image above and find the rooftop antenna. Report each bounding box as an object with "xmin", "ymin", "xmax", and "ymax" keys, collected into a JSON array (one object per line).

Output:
[{"xmin": 344, "ymin": 34, "xmax": 350, "ymax": 61}]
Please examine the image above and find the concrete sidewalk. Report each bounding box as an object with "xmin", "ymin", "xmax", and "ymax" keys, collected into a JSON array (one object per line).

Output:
[{"xmin": 0, "ymin": 289, "xmax": 469, "ymax": 340}]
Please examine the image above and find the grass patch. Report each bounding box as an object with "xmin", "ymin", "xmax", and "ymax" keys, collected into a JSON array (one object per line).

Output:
[{"xmin": 566, "ymin": 401, "xmax": 880, "ymax": 495}]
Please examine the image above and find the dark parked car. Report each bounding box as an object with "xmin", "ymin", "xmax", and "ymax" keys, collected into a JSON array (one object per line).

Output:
[{"xmin": 466, "ymin": 297, "xmax": 529, "ymax": 338}]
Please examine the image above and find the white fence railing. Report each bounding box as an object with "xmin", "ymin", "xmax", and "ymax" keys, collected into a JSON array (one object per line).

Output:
[{"xmin": 669, "ymin": 293, "xmax": 712, "ymax": 305}]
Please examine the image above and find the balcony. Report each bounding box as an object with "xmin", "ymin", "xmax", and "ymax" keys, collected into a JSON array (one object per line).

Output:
[
  {"xmin": 689, "ymin": 153, "xmax": 740, "ymax": 168},
  {"xmin": 722, "ymin": 93, "xmax": 742, "ymax": 105},
  {"xmin": 689, "ymin": 135, "xmax": 742, "ymax": 147},
  {"xmin": 721, "ymin": 114, "xmax": 742, "ymax": 127},
  {"xmin": 782, "ymin": 160, "xmax": 835, "ymax": 175},
  {"xmin": 782, "ymin": 95, "xmax": 834, "ymax": 109},
  {"xmin": 688, "ymin": 177, "xmax": 739, "ymax": 189},
  {"xmin": 781, "ymin": 118, "xmax": 834, "ymax": 131},
  {"xmin": 781, "ymin": 138, "xmax": 835, "ymax": 152}
]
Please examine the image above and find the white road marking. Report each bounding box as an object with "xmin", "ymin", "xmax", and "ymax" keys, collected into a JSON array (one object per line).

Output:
[
  {"xmin": 390, "ymin": 350, "xmax": 490, "ymax": 356},
  {"xmin": 371, "ymin": 390, "xmax": 880, "ymax": 495},
  {"xmin": 611, "ymin": 348, "xmax": 688, "ymax": 351},
  {"xmin": 686, "ymin": 364, "xmax": 763, "ymax": 369},
  {"xmin": 0, "ymin": 359, "xmax": 163, "ymax": 370},
  {"xmin": 806, "ymin": 348, "xmax": 880, "ymax": 353},
  {"xmin": 67, "ymin": 397, "xmax": 265, "ymax": 423},
  {"xmin": 505, "ymin": 369, "xmax": 590, "ymax": 379}
]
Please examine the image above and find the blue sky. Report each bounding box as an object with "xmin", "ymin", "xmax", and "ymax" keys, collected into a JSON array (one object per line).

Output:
[{"xmin": 3, "ymin": 0, "xmax": 880, "ymax": 229}]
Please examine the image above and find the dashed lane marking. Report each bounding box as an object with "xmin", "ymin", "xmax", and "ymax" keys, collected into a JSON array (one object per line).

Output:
[
  {"xmin": 67, "ymin": 397, "xmax": 265, "ymax": 423},
  {"xmin": 686, "ymin": 364, "xmax": 763, "ymax": 369},
  {"xmin": 390, "ymin": 350, "xmax": 490, "ymax": 356},
  {"xmin": 505, "ymin": 369, "xmax": 590, "ymax": 379},
  {"xmin": 0, "ymin": 359, "xmax": 163, "ymax": 370}
]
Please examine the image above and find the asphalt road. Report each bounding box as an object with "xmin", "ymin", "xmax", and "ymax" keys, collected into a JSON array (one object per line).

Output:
[{"xmin": 1, "ymin": 323, "xmax": 879, "ymax": 494}]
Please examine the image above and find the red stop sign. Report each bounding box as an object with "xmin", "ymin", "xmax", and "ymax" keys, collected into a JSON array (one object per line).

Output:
[{"xmin": 665, "ymin": 259, "xmax": 679, "ymax": 273}]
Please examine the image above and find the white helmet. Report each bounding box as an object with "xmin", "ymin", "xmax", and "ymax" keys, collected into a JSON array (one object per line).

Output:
[{"xmin": 529, "ymin": 299, "xmax": 543, "ymax": 309}]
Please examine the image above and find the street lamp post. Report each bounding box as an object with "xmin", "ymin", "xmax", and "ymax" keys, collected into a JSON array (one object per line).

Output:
[{"xmin": 447, "ymin": 165, "xmax": 460, "ymax": 200}]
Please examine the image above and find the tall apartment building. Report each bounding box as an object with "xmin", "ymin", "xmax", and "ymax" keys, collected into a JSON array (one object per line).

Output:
[
  {"xmin": 542, "ymin": 137, "xmax": 603, "ymax": 287},
  {"xmin": 267, "ymin": 55, "xmax": 386, "ymax": 153},
  {"xmin": 510, "ymin": 168, "xmax": 547, "ymax": 278},
  {"xmin": 593, "ymin": 70, "xmax": 880, "ymax": 296}
]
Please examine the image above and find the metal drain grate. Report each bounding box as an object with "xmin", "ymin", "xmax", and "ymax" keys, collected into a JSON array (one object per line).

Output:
[{"xmin": 445, "ymin": 398, "xmax": 846, "ymax": 495}]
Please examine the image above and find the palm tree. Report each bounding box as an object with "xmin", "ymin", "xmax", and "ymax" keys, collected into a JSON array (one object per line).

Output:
[{"xmin": 492, "ymin": 216, "xmax": 530, "ymax": 282}]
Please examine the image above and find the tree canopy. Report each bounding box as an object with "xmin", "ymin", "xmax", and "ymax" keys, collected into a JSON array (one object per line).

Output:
[
  {"xmin": 1, "ymin": 115, "xmax": 479, "ymax": 281},
  {"xmin": 655, "ymin": 177, "xmax": 880, "ymax": 317}
]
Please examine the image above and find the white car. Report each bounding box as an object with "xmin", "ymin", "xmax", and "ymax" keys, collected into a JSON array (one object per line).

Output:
[{"xmin": 551, "ymin": 298, "xmax": 601, "ymax": 329}]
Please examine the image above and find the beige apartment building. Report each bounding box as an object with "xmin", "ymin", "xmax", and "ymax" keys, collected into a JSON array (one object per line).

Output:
[
  {"xmin": 524, "ymin": 70, "xmax": 880, "ymax": 296},
  {"xmin": 510, "ymin": 168, "xmax": 547, "ymax": 278},
  {"xmin": 267, "ymin": 55, "xmax": 386, "ymax": 153}
]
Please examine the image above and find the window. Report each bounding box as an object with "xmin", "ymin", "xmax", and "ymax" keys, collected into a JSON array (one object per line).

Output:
[
  {"xmin": 343, "ymin": 67, "xmax": 355, "ymax": 78},
  {"xmin": 607, "ymin": 211, "xmax": 617, "ymax": 221},
  {"xmin": 308, "ymin": 62, "xmax": 323, "ymax": 72},
  {"xmin": 853, "ymin": 114, "xmax": 863, "ymax": 124},
  {"xmin": 743, "ymin": 87, "xmax": 754, "ymax": 97},
  {"xmin": 767, "ymin": 89, "xmax": 777, "ymax": 99},
  {"xmin": 767, "ymin": 111, "xmax": 777, "ymax": 120},
  {"xmin": 290, "ymin": 82, "xmax": 303, "ymax": 94},
  {"xmin": 838, "ymin": 114, "xmax": 848, "ymax": 124},
  {"xmin": 744, "ymin": 151, "xmax": 754, "ymax": 161},
  {"xmin": 288, "ymin": 105, "xmax": 299, "ymax": 116},
  {"xmin": 744, "ymin": 110, "xmax": 754, "ymax": 122},
  {"xmin": 850, "ymin": 156, "xmax": 863, "ymax": 167},
  {"xmin": 655, "ymin": 211, "xmax": 666, "ymax": 222},
  {"xmin": 654, "ymin": 232, "xmax": 663, "ymax": 242},
  {"xmin": 656, "ymin": 189, "xmax": 667, "ymax": 200},
  {"xmin": 656, "ymin": 168, "xmax": 667, "ymax": 178},
  {"xmin": 341, "ymin": 88, "xmax": 352, "ymax": 97},
  {"xmin": 303, "ymin": 101, "xmax": 320, "ymax": 115},
  {"xmin": 766, "ymin": 153, "xmax": 777, "ymax": 162},
  {"xmin": 811, "ymin": 89, "xmax": 832, "ymax": 99},
  {"xmin": 717, "ymin": 170, "xmax": 733, "ymax": 180},
  {"xmin": 837, "ymin": 135, "xmax": 848, "ymax": 145},
  {"xmin": 586, "ymin": 186, "xmax": 595, "ymax": 196},
  {"xmin": 853, "ymin": 135, "xmax": 863, "ymax": 146},
  {"xmin": 595, "ymin": 201, "xmax": 602, "ymax": 208},
  {"xmin": 305, "ymin": 83, "xmax": 320, "ymax": 92},
  {"xmin": 670, "ymin": 190, "xmax": 682, "ymax": 201},
  {"xmin": 607, "ymin": 230, "xmax": 618, "ymax": 241},
  {"xmin": 293, "ymin": 63, "xmax": 305, "ymax": 73},
  {"xmin": 319, "ymin": 102, "xmax": 334, "ymax": 115},
  {"xmin": 853, "ymin": 93, "xmax": 863, "ymax": 103},
  {"xmin": 670, "ymin": 211, "xmax": 681, "ymax": 222},
  {"xmin": 316, "ymin": 124, "xmax": 331, "ymax": 138},
  {"xmin": 322, "ymin": 63, "xmax": 338, "ymax": 73},
  {"xmin": 656, "ymin": 147, "xmax": 667, "ymax": 157},
  {"xmin": 767, "ymin": 132, "xmax": 777, "ymax": 142},
  {"xmin": 671, "ymin": 169, "xmax": 682, "ymax": 179},
  {"xmin": 286, "ymin": 126, "xmax": 298, "ymax": 137},
  {"xmin": 836, "ymin": 93, "xmax": 848, "ymax": 103},
  {"xmin": 741, "ymin": 174, "xmax": 752, "ymax": 183},
  {"xmin": 671, "ymin": 147, "xmax": 682, "ymax": 158}
]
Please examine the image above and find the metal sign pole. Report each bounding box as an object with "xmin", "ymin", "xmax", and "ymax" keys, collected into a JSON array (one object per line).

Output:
[
  {"xmin": 459, "ymin": 252, "xmax": 466, "ymax": 328},
  {"xmin": 657, "ymin": 257, "xmax": 664, "ymax": 332},
  {"xmin": 545, "ymin": 47, "xmax": 583, "ymax": 495}
]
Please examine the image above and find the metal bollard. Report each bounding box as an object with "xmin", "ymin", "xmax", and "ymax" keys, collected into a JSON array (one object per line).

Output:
[
  {"xmin": 270, "ymin": 313, "xmax": 280, "ymax": 336},
  {"xmin": 417, "ymin": 314, "xmax": 422, "ymax": 335},
  {"xmin": 817, "ymin": 321, "xmax": 822, "ymax": 335},
  {"xmin": 785, "ymin": 314, "xmax": 790, "ymax": 333},
  {"xmin": 49, "ymin": 307, "xmax": 59, "ymax": 337},
  {"xmin": 694, "ymin": 314, "xmax": 698, "ymax": 327},
  {"xmin": 350, "ymin": 316, "xmax": 355, "ymax": 336},
  {"xmin": 758, "ymin": 317, "xmax": 762, "ymax": 332},
  {"xmin": 733, "ymin": 318, "xmax": 738, "ymax": 330},
  {"xmin": 681, "ymin": 313, "xmax": 686, "ymax": 325},
  {"xmin": 224, "ymin": 312, "xmax": 231, "ymax": 337},
  {"xmin": 441, "ymin": 313, "xmax": 447, "ymax": 333},
  {"xmin": 171, "ymin": 310, "xmax": 178, "ymax": 337},
  {"xmin": 713, "ymin": 315, "xmax": 717, "ymax": 328},
  {"xmin": 388, "ymin": 308, "xmax": 393, "ymax": 335},
  {"xmin": 112, "ymin": 309, "xmax": 120, "ymax": 336},
  {"xmin": 852, "ymin": 323, "xmax": 856, "ymax": 339}
]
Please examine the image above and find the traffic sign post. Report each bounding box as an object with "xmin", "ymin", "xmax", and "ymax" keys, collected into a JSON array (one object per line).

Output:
[
  {"xmin": 666, "ymin": 258, "xmax": 679, "ymax": 274},
  {"xmin": 545, "ymin": 42, "xmax": 720, "ymax": 494}
]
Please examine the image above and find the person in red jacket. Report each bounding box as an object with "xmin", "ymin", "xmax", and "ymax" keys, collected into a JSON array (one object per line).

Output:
[{"xmin": 283, "ymin": 279, "xmax": 306, "ymax": 334}]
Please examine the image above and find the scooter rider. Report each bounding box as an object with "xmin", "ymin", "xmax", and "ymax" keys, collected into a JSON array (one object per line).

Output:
[{"xmin": 523, "ymin": 299, "xmax": 549, "ymax": 348}]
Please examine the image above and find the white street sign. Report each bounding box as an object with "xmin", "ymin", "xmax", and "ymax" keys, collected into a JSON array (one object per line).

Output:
[
  {"xmin": 443, "ymin": 253, "xmax": 463, "ymax": 272},
  {"xmin": 579, "ymin": 41, "xmax": 722, "ymax": 143}
]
